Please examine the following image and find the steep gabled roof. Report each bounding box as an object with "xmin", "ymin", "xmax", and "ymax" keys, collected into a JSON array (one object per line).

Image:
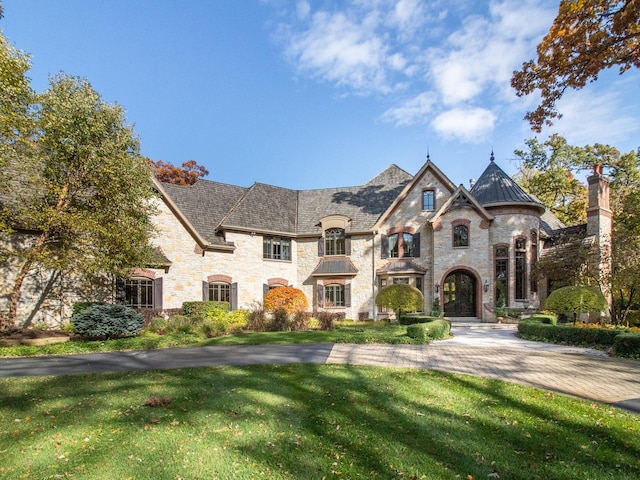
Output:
[
  {"xmin": 375, "ymin": 160, "xmax": 456, "ymax": 229},
  {"xmin": 219, "ymin": 182, "xmax": 298, "ymax": 234},
  {"xmin": 470, "ymin": 157, "xmax": 543, "ymax": 211},
  {"xmin": 429, "ymin": 185, "xmax": 494, "ymax": 225},
  {"xmin": 297, "ymin": 165, "xmax": 412, "ymax": 234},
  {"xmin": 157, "ymin": 179, "xmax": 246, "ymax": 245}
]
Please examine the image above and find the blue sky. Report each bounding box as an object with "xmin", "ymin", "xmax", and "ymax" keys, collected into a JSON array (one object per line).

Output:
[{"xmin": 2, "ymin": 0, "xmax": 639, "ymax": 190}]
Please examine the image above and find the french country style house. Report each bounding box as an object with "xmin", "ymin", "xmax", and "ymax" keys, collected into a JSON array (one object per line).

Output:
[{"xmin": 2, "ymin": 153, "xmax": 611, "ymax": 326}]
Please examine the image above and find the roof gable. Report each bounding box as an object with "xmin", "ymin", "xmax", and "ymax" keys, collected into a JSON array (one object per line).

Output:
[
  {"xmin": 375, "ymin": 160, "xmax": 456, "ymax": 229},
  {"xmin": 429, "ymin": 185, "xmax": 494, "ymax": 225}
]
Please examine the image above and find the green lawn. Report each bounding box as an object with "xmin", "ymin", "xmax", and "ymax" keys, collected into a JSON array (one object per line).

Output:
[
  {"xmin": 1, "ymin": 365, "xmax": 638, "ymax": 479},
  {"xmin": 0, "ymin": 323, "xmax": 416, "ymax": 357}
]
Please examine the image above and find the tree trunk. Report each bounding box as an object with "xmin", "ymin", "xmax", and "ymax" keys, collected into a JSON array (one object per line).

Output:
[{"xmin": 6, "ymin": 257, "xmax": 36, "ymax": 328}]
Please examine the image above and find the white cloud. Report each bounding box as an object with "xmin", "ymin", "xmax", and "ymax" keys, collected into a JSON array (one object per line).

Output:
[
  {"xmin": 296, "ymin": 0, "xmax": 310, "ymax": 20},
  {"xmin": 286, "ymin": 10, "xmax": 391, "ymax": 93},
  {"xmin": 545, "ymin": 87, "xmax": 640, "ymax": 149},
  {"xmin": 431, "ymin": 108, "xmax": 496, "ymax": 142},
  {"xmin": 381, "ymin": 92, "xmax": 437, "ymax": 126}
]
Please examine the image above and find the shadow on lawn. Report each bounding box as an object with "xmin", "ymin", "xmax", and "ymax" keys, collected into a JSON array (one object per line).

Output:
[{"xmin": 1, "ymin": 365, "xmax": 639, "ymax": 479}]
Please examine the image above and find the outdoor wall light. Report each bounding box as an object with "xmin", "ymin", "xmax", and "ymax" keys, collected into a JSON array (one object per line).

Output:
[
  {"xmin": 435, "ymin": 283, "xmax": 439, "ymax": 294},
  {"xmin": 483, "ymin": 279, "xmax": 489, "ymax": 292}
]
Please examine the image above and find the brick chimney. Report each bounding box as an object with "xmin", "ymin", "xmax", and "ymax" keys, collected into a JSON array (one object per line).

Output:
[{"xmin": 586, "ymin": 165, "xmax": 612, "ymax": 311}]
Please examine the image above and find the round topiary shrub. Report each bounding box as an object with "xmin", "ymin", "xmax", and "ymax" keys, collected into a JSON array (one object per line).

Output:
[
  {"xmin": 72, "ymin": 304, "xmax": 144, "ymax": 339},
  {"xmin": 264, "ymin": 286, "xmax": 308, "ymax": 314}
]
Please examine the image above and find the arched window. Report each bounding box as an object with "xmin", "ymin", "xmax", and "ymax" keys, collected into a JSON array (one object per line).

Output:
[
  {"xmin": 494, "ymin": 245, "xmax": 509, "ymax": 307},
  {"xmin": 515, "ymin": 237, "xmax": 527, "ymax": 300},
  {"xmin": 530, "ymin": 231, "xmax": 538, "ymax": 293},
  {"xmin": 453, "ymin": 224, "xmax": 469, "ymax": 247},
  {"xmin": 325, "ymin": 228, "xmax": 345, "ymax": 256},
  {"xmin": 208, "ymin": 282, "xmax": 230, "ymax": 303}
]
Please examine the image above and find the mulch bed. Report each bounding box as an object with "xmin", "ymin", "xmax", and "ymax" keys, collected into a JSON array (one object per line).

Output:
[{"xmin": 0, "ymin": 329, "xmax": 74, "ymax": 340}]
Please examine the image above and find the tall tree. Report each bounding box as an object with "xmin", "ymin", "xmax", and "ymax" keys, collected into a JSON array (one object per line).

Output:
[
  {"xmin": 0, "ymin": 31, "xmax": 34, "ymax": 186},
  {"xmin": 517, "ymin": 136, "xmax": 640, "ymax": 324},
  {"xmin": 0, "ymin": 74, "xmax": 156, "ymax": 328},
  {"xmin": 514, "ymin": 135, "xmax": 588, "ymax": 226},
  {"xmin": 150, "ymin": 159, "xmax": 209, "ymax": 185},
  {"xmin": 512, "ymin": 0, "xmax": 640, "ymax": 131}
]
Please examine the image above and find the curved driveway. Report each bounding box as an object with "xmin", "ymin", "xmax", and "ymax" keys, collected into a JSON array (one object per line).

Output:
[{"xmin": 1, "ymin": 325, "xmax": 639, "ymax": 413}]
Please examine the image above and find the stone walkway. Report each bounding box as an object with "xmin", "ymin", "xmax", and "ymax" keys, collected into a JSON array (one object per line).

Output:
[{"xmin": 1, "ymin": 325, "xmax": 639, "ymax": 413}]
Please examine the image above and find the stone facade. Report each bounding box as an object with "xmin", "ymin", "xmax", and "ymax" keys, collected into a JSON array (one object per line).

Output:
[{"xmin": 2, "ymin": 155, "xmax": 611, "ymax": 326}]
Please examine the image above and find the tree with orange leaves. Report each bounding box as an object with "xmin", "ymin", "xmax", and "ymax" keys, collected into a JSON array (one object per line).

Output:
[
  {"xmin": 150, "ymin": 159, "xmax": 209, "ymax": 185},
  {"xmin": 512, "ymin": 0, "xmax": 640, "ymax": 131},
  {"xmin": 264, "ymin": 286, "xmax": 309, "ymax": 314}
]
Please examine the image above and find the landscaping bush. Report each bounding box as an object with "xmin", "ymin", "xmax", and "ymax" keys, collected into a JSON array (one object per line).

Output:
[
  {"xmin": 264, "ymin": 286, "xmax": 308, "ymax": 314},
  {"xmin": 406, "ymin": 320, "xmax": 451, "ymax": 343},
  {"xmin": 72, "ymin": 301, "xmax": 104, "ymax": 316},
  {"xmin": 203, "ymin": 309, "xmax": 248, "ymax": 336},
  {"xmin": 518, "ymin": 317, "xmax": 626, "ymax": 348},
  {"xmin": 546, "ymin": 285, "xmax": 608, "ymax": 324},
  {"xmin": 268, "ymin": 308, "xmax": 290, "ymax": 332},
  {"xmin": 136, "ymin": 307, "xmax": 183, "ymax": 326},
  {"xmin": 430, "ymin": 297, "xmax": 442, "ymax": 317},
  {"xmin": 613, "ymin": 333, "xmax": 640, "ymax": 358},
  {"xmin": 399, "ymin": 314, "xmax": 439, "ymax": 325},
  {"xmin": 291, "ymin": 311, "xmax": 310, "ymax": 331},
  {"xmin": 182, "ymin": 301, "xmax": 229, "ymax": 317},
  {"xmin": 246, "ymin": 302, "xmax": 267, "ymax": 332},
  {"xmin": 166, "ymin": 315, "xmax": 198, "ymax": 334},
  {"xmin": 316, "ymin": 311, "xmax": 342, "ymax": 331},
  {"xmin": 146, "ymin": 317, "xmax": 168, "ymax": 333},
  {"xmin": 72, "ymin": 304, "xmax": 143, "ymax": 339},
  {"xmin": 376, "ymin": 284, "xmax": 423, "ymax": 320}
]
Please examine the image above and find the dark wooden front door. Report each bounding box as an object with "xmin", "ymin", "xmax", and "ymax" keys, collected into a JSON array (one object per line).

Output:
[{"xmin": 443, "ymin": 271, "xmax": 476, "ymax": 317}]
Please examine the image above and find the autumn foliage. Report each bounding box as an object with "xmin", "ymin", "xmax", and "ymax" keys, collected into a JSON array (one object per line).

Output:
[
  {"xmin": 264, "ymin": 286, "xmax": 308, "ymax": 314},
  {"xmin": 512, "ymin": 0, "xmax": 640, "ymax": 131},
  {"xmin": 150, "ymin": 159, "xmax": 209, "ymax": 185}
]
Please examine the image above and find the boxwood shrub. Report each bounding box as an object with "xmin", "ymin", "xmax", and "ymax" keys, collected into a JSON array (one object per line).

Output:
[
  {"xmin": 518, "ymin": 317, "xmax": 628, "ymax": 349},
  {"xmin": 182, "ymin": 301, "xmax": 229, "ymax": 318},
  {"xmin": 72, "ymin": 304, "xmax": 144, "ymax": 339},
  {"xmin": 399, "ymin": 315, "xmax": 440, "ymax": 325},
  {"xmin": 406, "ymin": 319, "xmax": 451, "ymax": 343},
  {"xmin": 613, "ymin": 333, "xmax": 640, "ymax": 358}
]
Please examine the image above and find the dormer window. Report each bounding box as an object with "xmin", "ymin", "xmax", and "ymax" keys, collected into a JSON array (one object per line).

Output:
[{"xmin": 325, "ymin": 228, "xmax": 346, "ymax": 256}]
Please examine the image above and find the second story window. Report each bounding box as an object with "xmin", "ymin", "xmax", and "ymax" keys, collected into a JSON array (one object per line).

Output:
[
  {"xmin": 382, "ymin": 230, "xmax": 420, "ymax": 258},
  {"xmin": 325, "ymin": 228, "xmax": 345, "ymax": 255},
  {"xmin": 422, "ymin": 190, "xmax": 435, "ymax": 211},
  {"xmin": 453, "ymin": 224, "xmax": 469, "ymax": 247},
  {"xmin": 263, "ymin": 236, "xmax": 291, "ymax": 261}
]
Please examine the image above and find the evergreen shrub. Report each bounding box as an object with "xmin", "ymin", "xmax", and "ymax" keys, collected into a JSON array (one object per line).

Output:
[
  {"xmin": 613, "ymin": 333, "xmax": 640, "ymax": 358},
  {"xmin": 406, "ymin": 319, "xmax": 451, "ymax": 343},
  {"xmin": 72, "ymin": 304, "xmax": 143, "ymax": 339}
]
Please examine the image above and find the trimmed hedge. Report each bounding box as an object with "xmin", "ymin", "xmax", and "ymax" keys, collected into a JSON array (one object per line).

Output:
[
  {"xmin": 518, "ymin": 318, "xmax": 622, "ymax": 348},
  {"xmin": 182, "ymin": 301, "xmax": 229, "ymax": 317},
  {"xmin": 72, "ymin": 304, "xmax": 143, "ymax": 339},
  {"xmin": 399, "ymin": 315, "xmax": 441, "ymax": 325},
  {"xmin": 613, "ymin": 333, "xmax": 640, "ymax": 358},
  {"xmin": 406, "ymin": 319, "xmax": 451, "ymax": 343},
  {"xmin": 518, "ymin": 317, "xmax": 640, "ymax": 357}
]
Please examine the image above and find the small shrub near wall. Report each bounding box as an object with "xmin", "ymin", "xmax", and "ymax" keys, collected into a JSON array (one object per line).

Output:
[
  {"xmin": 316, "ymin": 311, "xmax": 343, "ymax": 331},
  {"xmin": 399, "ymin": 315, "xmax": 439, "ymax": 325},
  {"xmin": 518, "ymin": 317, "xmax": 628, "ymax": 350},
  {"xmin": 72, "ymin": 304, "xmax": 143, "ymax": 339},
  {"xmin": 182, "ymin": 301, "xmax": 229, "ymax": 317}
]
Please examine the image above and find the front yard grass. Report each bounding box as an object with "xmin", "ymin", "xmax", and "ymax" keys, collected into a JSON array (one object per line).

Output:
[
  {"xmin": 1, "ymin": 364, "xmax": 638, "ymax": 480},
  {"xmin": 0, "ymin": 322, "xmax": 415, "ymax": 357}
]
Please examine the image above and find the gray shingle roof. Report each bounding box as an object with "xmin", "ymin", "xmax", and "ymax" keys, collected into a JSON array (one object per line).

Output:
[
  {"xmin": 470, "ymin": 160, "xmax": 542, "ymax": 206},
  {"xmin": 156, "ymin": 164, "xmax": 424, "ymax": 240},
  {"xmin": 297, "ymin": 165, "xmax": 412, "ymax": 233},
  {"xmin": 220, "ymin": 183, "xmax": 298, "ymax": 233},
  {"xmin": 160, "ymin": 180, "xmax": 247, "ymax": 244}
]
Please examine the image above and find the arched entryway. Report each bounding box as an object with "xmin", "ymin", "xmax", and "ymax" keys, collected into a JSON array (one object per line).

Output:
[{"xmin": 443, "ymin": 270, "xmax": 477, "ymax": 317}]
